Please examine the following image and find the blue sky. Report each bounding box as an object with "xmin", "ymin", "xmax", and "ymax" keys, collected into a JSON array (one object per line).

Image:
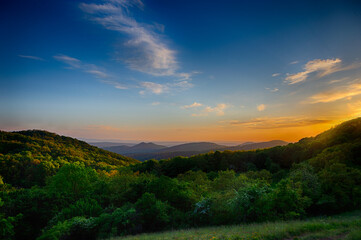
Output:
[{"xmin": 1, "ymin": 0, "xmax": 361, "ymax": 142}]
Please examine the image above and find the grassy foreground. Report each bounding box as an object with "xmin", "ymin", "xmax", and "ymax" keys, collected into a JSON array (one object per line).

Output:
[{"xmin": 111, "ymin": 211, "xmax": 361, "ymax": 240}]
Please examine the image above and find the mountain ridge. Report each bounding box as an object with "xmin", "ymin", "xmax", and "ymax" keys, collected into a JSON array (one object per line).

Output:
[{"xmin": 102, "ymin": 140, "xmax": 288, "ymax": 161}]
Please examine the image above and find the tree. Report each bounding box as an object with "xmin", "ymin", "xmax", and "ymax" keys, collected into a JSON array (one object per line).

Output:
[{"xmin": 47, "ymin": 163, "xmax": 99, "ymax": 200}]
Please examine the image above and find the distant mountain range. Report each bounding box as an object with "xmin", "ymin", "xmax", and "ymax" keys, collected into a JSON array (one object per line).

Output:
[
  {"xmin": 89, "ymin": 142, "xmax": 136, "ymax": 148},
  {"xmin": 103, "ymin": 142, "xmax": 167, "ymax": 154},
  {"xmin": 93, "ymin": 140, "xmax": 288, "ymax": 161}
]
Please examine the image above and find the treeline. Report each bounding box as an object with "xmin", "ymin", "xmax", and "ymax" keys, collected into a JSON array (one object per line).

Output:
[{"xmin": 0, "ymin": 118, "xmax": 361, "ymax": 240}]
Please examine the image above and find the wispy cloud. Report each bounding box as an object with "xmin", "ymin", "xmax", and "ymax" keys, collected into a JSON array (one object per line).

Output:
[
  {"xmin": 306, "ymin": 79, "xmax": 361, "ymax": 103},
  {"xmin": 257, "ymin": 104, "xmax": 266, "ymax": 111},
  {"xmin": 225, "ymin": 116, "xmax": 331, "ymax": 129},
  {"xmin": 266, "ymin": 87, "xmax": 279, "ymax": 92},
  {"xmin": 79, "ymin": 0, "xmax": 194, "ymax": 80},
  {"xmin": 139, "ymin": 80, "xmax": 193, "ymax": 95},
  {"xmin": 100, "ymin": 80, "xmax": 128, "ymax": 89},
  {"xmin": 151, "ymin": 102, "xmax": 160, "ymax": 106},
  {"xmin": 290, "ymin": 60, "xmax": 299, "ymax": 65},
  {"xmin": 54, "ymin": 53, "xmax": 192, "ymax": 94},
  {"xmin": 54, "ymin": 54, "xmax": 82, "ymax": 68},
  {"xmin": 192, "ymin": 103, "xmax": 228, "ymax": 117},
  {"xmin": 347, "ymin": 101, "xmax": 361, "ymax": 117},
  {"xmin": 284, "ymin": 58, "xmax": 359, "ymax": 85},
  {"xmin": 272, "ymin": 73, "xmax": 280, "ymax": 77},
  {"xmin": 18, "ymin": 55, "xmax": 45, "ymax": 61},
  {"xmin": 140, "ymin": 81, "xmax": 167, "ymax": 94},
  {"xmin": 54, "ymin": 54, "xmax": 110, "ymax": 79},
  {"xmin": 86, "ymin": 69, "xmax": 109, "ymax": 78},
  {"xmin": 182, "ymin": 102, "xmax": 203, "ymax": 109}
]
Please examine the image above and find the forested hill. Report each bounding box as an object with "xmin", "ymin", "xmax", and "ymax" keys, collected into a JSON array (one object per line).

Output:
[
  {"xmin": 0, "ymin": 130, "xmax": 139, "ymax": 187},
  {"xmin": 131, "ymin": 117, "xmax": 361, "ymax": 177}
]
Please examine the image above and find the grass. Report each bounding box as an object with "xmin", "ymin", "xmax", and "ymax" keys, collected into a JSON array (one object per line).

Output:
[{"xmin": 109, "ymin": 211, "xmax": 361, "ymax": 240}]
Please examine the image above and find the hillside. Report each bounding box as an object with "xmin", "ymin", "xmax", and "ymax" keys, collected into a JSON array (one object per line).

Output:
[
  {"xmin": 225, "ymin": 140, "xmax": 288, "ymax": 151},
  {"xmin": 0, "ymin": 130, "xmax": 139, "ymax": 187}
]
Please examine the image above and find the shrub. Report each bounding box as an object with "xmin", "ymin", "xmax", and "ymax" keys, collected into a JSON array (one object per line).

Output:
[
  {"xmin": 135, "ymin": 192, "xmax": 170, "ymax": 232},
  {"xmin": 96, "ymin": 203, "xmax": 139, "ymax": 238},
  {"xmin": 49, "ymin": 198, "xmax": 102, "ymax": 225},
  {"xmin": 230, "ymin": 182, "xmax": 271, "ymax": 222}
]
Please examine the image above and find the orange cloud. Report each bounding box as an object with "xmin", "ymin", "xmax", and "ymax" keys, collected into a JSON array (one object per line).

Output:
[
  {"xmin": 257, "ymin": 104, "xmax": 266, "ymax": 111},
  {"xmin": 307, "ymin": 81, "xmax": 361, "ymax": 103},
  {"xmin": 224, "ymin": 116, "xmax": 332, "ymax": 129}
]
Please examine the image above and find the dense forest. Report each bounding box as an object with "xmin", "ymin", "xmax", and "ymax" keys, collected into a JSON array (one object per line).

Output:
[{"xmin": 1, "ymin": 118, "xmax": 361, "ymax": 240}]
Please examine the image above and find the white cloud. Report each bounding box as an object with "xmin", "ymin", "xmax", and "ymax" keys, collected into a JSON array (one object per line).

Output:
[
  {"xmin": 80, "ymin": 0, "xmax": 193, "ymax": 80},
  {"xmin": 18, "ymin": 55, "xmax": 45, "ymax": 61},
  {"xmin": 192, "ymin": 103, "xmax": 228, "ymax": 117},
  {"xmin": 172, "ymin": 80, "xmax": 194, "ymax": 90},
  {"xmin": 266, "ymin": 87, "xmax": 279, "ymax": 92},
  {"xmin": 86, "ymin": 70, "xmax": 109, "ymax": 78},
  {"xmin": 272, "ymin": 73, "xmax": 280, "ymax": 77},
  {"xmin": 285, "ymin": 58, "xmax": 340, "ymax": 84},
  {"xmin": 182, "ymin": 102, "xmax": 203, "ymax": 109},
  {"xmin": 257, "ymin": 104, "xmax": 266, "ymax": 111},
  {"xmin": 53, "ymin": 54, "xmax": 132, "ymax": 90},
  {"xmin": 54, "ymin": 54, "xmax": 81, "ymax": 68},
  {"xmin": 284, "ymin": 58, "xmax": 359, "ymax": 85},
  {"xmin": 100, "ymin": 80, "xmax": 128, "ymax": 89},
  {"xmin": 54, "ymin": 54, "xmax": 110, "ymax": 78},
  {"xmin": 290, "ymin": 60, "xmax": 299, "ymax": 65},
  {"xmin": 139, "ymin": 80, "xmax": 193, "ymax": 95},
  {"xmin": 151, "ymin": 102, "xmax": 160, "ymax": 106},
  {"xmin": 140, "ymin": 81, "xmax": 168, "ymax": 94}
]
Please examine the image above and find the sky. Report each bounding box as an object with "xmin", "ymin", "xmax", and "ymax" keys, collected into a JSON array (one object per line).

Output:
[{"xmin": 1, "ymin": 0, "xmax": 361, "ymax": 143}]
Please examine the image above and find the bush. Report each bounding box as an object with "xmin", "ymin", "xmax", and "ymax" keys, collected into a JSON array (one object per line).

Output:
[
  {"xmin": 135, "ymin": 192, "xmax": 170, "ymax": 232},
  {"xmin": 37, "ymin": 219, "xmax": 72, "ymax": 240},
  {"xmin": 66, "ymin": 217, "xmax": 97, "ymax": 240},
  {"xmin": 96, "ymin": 203, "xmax": 139, "ymax": 238},
  {"xmin": 49, "ymin": 198, "xmax": 102, "ymax": 225},
  {"xmin": 37, "ymin": 217, "xmax": 97, "ymax": 240},
  {"xmin": 230, "ymin": 182, "xmax": 271, "ymax": 222},
  {"xmin": 266, "ymin": 178, "xmax": 312, "ymax": 220}
]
